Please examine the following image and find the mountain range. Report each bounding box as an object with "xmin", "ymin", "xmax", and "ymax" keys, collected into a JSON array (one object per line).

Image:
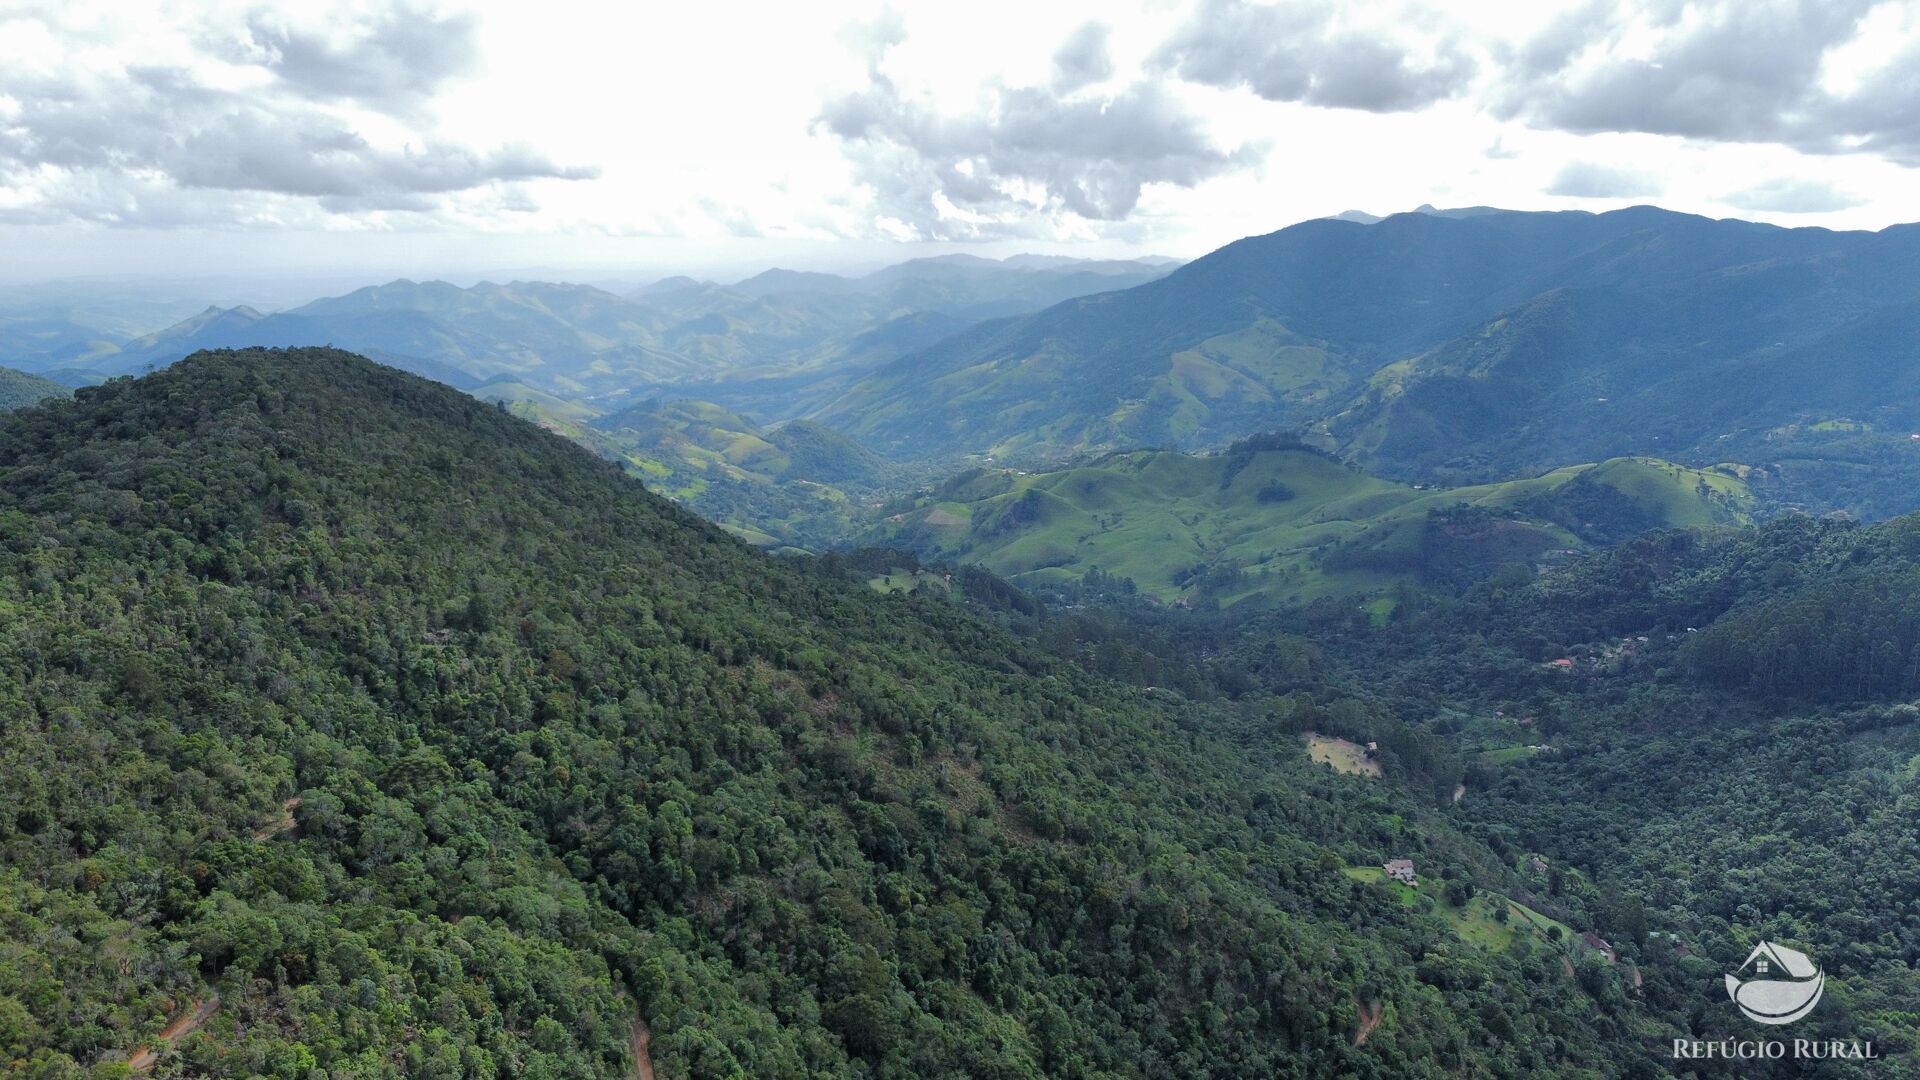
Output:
[
  {"xmin": 12, "ymin": 206, "xmax": 1920, "ymax": 531},
  {"xmin": 0, "ymin": 255, "xmax": 1177, "ymax": 408},
  {"xmin": 814, "ymin": 206, "xmax": 1920, "ymax": 516}
]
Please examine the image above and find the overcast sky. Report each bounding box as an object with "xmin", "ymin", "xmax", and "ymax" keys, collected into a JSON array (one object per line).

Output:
[{"xmin": 5, "ymin": 0, "xmax": 1920, "ymax": 283}]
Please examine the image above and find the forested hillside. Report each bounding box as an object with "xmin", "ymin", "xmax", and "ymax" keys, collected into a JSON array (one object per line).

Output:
[
  {"xmin": 494, "ymin": 394, "xmax": 900, "ymax": 549},
  {"xmin": 1213, "ymin": 513, "xmax": 1920, "ymax": 1070},
  {"xmin": 0, "ymin": 349, "xmax": 1670, "ymax": 1077},
  {"xmin": 0, "ymin": 367, "xmax": 68, "ymax": 411}
]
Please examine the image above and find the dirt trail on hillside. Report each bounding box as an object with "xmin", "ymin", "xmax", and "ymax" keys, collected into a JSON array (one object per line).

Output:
[
  {"xmin": 126, "ymin": 993, "xmax": 220, "ymax": 1072},
  {"xmin": 631, "ymin": 1015, "xmax": 656, "ymax": 1080},
  {"xmin": 1352, "ymin": 999, "xmax": 1383, "ymax": 1045},
  {"xmin": 251, "ymin": 796, "xmax": 302, "ymax": 841},
  {"xmin": 123, "ymin": 797, "xmax": 292, "ymax": 1069}
]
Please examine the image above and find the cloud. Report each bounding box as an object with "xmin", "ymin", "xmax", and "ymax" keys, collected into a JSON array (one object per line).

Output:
[
  {"xmin": 1151, "ymin": 0, "xmax": 1477, "ymax": 112},
  {"xmin": 817, "ymin": 15, "xmax": 1260, "ymax": 240},
  {"xmin": 1497, "ymin": 0, "xmax": 1920, "ymax": 164},
  {"xmin": 1546, "ymin": 161, "xmax": 1663, "ymax": 198},
  {"xmin": 1724, "ymin": 177, "xmax": 1864, "ymax": 213},
  {"xmin": 233, "ymin": 4, "xmax": 482, "ymax": 114},
  {"xmin": 1052, "ymin": 23, "xmax": 1115, "ymax": 93},
  {"xmin": 0, "ymin": 4, "xmax": 594, "ymax": 228}
]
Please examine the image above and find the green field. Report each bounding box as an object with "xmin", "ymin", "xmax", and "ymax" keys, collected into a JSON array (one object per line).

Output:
[
  {"xmin": 867, "ymin": 568, "xmax": 954, "ymax": 595},
  {"xmin": 867, "ymin": 445, "xmax": 1752, "ymax": 606},
  {"xmin": 1343, "ymin": 868, "xmax": 1575, "ymax": 953}
]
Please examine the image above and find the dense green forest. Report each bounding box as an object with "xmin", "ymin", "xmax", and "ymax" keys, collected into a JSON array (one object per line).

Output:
[
  {"xmin": 0, "ymin": 349, "xmax": 1690, "ymax": 1077},
  {"xmin": 1184, "ymin": 516, "xmax": 1920, "ymax": 1074},
  {"xmin": 903, "ymin": 507, "xmax": 1920, "ymax": 1075}
]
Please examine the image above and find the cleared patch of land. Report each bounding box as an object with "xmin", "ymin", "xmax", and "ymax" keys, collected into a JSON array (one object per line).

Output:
[
  {"xmin": 1306, "ymin": 733, "xmax": 1382, "ymax": 778},
  {"xmin": 1343, "ymin": 867, "xmax": 1575, "ymax": 953},
  {"xmin": 867, "ymin": 568, "xmax": 953, "ymax": 595},
  {"xmin": 125, "ymin": 993, "xmax": 219, "ymax": 1072}
]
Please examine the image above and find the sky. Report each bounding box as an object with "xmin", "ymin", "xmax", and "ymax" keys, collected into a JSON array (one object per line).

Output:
[{"xmin": 4, "ymin": 0, "xmax": 1920, "ymax": 284}]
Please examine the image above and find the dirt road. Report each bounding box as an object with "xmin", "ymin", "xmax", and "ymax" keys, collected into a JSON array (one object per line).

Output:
[
  {"xmin": 631, "ymin": 1015, "xmax": 656, "ymax": 1080},
  {"xmin": 126, "ymin": 993, "xmax": 220, "ymax": 1072}
]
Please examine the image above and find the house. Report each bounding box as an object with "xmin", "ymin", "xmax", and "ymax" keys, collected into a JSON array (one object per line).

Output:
[
  {"xmin": 1550, "ymin": 658, "xmax": 1574, "ymax": 669},
  {"xmin": 1581, "ymin": 931, "xmax": 1615, "ymax": 962},
  {"xmin": 1365, "ymin": 741, "xmax": 1378, "ymax": 752},
  {"xmin": 1656, "ymin": 932, "xmax": 1692, "ymax": 959},
  {"xmin": 1382, "ymin": 858, "xmax": 1417, "ymax": 884}
]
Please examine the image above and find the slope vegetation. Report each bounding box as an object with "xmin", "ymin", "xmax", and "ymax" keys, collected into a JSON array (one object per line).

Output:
[
  {"xmin": 0, "ymin": 366, "xmax": 69, "ymax": 411},
  {"xmin": 0, "ymin": 348, "xmax": 1659, "ymax": 1076},
  {"xmin": 819, "ymin": 207, "xmax": 1920, "ymax": 520},
  {"xmin": 868, "ymin": 439, "xmax": 1750, "ymax": 606},
  {"xmin": 500, "ymin": 394, "xmax": 895, "ymax": 548}
]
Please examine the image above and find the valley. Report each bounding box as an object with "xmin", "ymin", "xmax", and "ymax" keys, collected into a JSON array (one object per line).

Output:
[
  {"xmin": 8, "ymin": 208, "xmax": 1920, "ymax": 1077},
  {"xmin": 20, "ymin": 3, "xmax": 1920, "ymax": 1074}
]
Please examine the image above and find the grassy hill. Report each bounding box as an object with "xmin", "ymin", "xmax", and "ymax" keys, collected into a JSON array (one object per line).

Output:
[
  {"xmin": 0, "ymin": 347, "xmax": 1670, "ymax": 1075},
  {"xmin": 0, "ymin": 365, "xmax": 69, "ymax": 410},
  {"xmin": 867, "ymin": 440, "xmax": 1751, "ymax": 607}
]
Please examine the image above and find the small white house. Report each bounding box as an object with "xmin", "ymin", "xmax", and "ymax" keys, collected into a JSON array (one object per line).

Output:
[{"xmin": 1383, "ymin": 858, "xmax": 1417, "ymax": 884}]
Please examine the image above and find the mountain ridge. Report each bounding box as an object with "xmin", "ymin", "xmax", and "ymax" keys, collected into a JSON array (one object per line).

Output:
[
  {"xmin": 813, "ymin": 206, "xmax": 1920, "ymax": 518},
  {"xmin": 0, "ymin": 345, "xmax": 1661, "ymax": 1074}
]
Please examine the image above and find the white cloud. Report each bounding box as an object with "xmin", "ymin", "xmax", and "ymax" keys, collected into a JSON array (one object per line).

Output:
[
  {"xmin": 0, "ymin": 2, "xmax": 593, "ymax": 228},
  {"xmin": 1547, "ymin": 161, "xmax": 1663, "ymax": 198},
  {"xmin": 7, "ymin": 0, "xmax": 1920, "ymax": 278}
]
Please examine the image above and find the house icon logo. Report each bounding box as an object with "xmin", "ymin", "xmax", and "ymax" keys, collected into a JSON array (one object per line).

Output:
[{"xmin": 1725, "ymin": 941, "xmax": 1824, "ymax": 1025}]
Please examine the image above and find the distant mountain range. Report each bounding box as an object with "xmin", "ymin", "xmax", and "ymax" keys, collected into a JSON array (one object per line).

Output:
[
  {"xmin": 0, "ymin": 255, "xmax": 1178, "ymax": 407},
  {"xmin": 13, "ymin": 208, "xmax": 1920, "ymax": 522}
]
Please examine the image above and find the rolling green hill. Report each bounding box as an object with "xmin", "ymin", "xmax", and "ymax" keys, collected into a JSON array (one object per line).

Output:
[
  {"xmin": 867, "ymin": 439, "xmax": 1751, "ymax": 607},
  {"xmin": 0, "ymin": 347, "xmax": 1668, "ymax": 1076},
  {"xmin": 0, "ymin": 365, "xmax": 69, "ymax": 411}
]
